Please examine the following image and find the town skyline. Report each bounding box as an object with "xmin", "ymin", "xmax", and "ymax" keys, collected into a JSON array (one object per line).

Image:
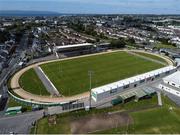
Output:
[{"xmin": 0, "ymin": 0, "xmax": 180, "ymax": 14}]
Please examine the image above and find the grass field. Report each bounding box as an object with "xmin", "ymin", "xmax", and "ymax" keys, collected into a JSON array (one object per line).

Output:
[
  {"xmin": 7, "ymin": 97, "xmax": 32, "ymax": 112},
  {"xmin": 8, "ymin": 98, "xmax": 22, "ymax": 107},
  {"xmin": 19, "ymin": 68, "xmax": 49, "ymax": 95},
  {"xmin": 155, "ymin": 43, "xmax": 176, "ymax": 49},
  {"xmin": 40, "ymin": 52, "xmax": 163, "ymax": 96},
  {"xmin": 31, "ymin": 96, "xmax": 158, "ymax": 134},
  {"xmin": 31, "ymin": 95, "xmax": 180, "ymax": 134},
  {"xmin": 97, "ymin": 96, "xmax": 180, "ymax": 134},
  {"xmin": 134, "ymin": 52, "xmax": 168, "ymax": 64}
]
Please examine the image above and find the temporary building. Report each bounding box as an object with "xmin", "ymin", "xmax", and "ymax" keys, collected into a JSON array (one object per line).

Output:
[{"xmin": 91, "ymin": 65, "xmax": 176, "ymax": 102}]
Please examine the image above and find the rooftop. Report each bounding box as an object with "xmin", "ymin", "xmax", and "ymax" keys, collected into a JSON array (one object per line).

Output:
[
  {"xmin": 163, "ymin": 71, "xmax": 180, "ymax": 85},
  {"xmin": 92, "ymin": 66, "xmax": 176, "ymax": 94},
  {"xmin": 56, "ymin": 43, "xmax": 93, "ymax": 50},
  {"xmin": 6, "ymin": 106, "xmax": 22, "ymax": 112}
]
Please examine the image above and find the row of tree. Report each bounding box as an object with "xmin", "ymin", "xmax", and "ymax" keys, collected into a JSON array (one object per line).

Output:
[
  {"xmin": 157, "ymin": 37, "xmax": 176, "ymax": 47},
  {"xmin": 0, "ymin": 30, "xmax": 10, "ymax": 43},
  {"xmin": 68, "ymin": 22, "xmax": 108, "ymax": 40},
  {"xmin": 110, "ymin": 37, "xmax": 135, "ymax": 48}
]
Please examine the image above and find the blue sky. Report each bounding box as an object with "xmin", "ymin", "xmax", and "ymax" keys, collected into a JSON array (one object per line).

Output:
[{"xmin": 0, "ymin": 0, "xmax": 180, "ymax": 14}]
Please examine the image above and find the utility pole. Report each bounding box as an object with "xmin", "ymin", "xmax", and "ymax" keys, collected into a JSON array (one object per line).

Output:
[
  {"xmin": 88, "ymin": 70, "xmax": 94, "ymax": 109},
  {"xmin": 53, "ymin": 42, "xmax": 62, "ymax": 76}
]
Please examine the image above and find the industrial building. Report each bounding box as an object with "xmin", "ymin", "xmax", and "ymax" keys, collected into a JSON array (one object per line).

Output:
[
  {"xmin": 159, "ymin": 71, "xmax": 180, "ymax": 97},
  {"xmin": 91, "ymin": 66, "xmax": 176, "ymax": 102}
]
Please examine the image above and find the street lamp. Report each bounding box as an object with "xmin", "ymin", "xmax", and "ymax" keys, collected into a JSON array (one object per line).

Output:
[{"xmin": 88, "ymin": 70, "xmax": 94, "ymax": 109}]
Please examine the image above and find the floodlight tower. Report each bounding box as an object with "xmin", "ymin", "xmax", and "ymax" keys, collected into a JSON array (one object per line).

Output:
[
  {"xmin": 53, "ymin": 43, "xmax": 59, "ymax": 59},
  {"xmin": 53, "ymin": 42, "xmax": 62, "ymax": 77},
  {"xmin": 88, "ymin": 70, "xmax": 94, "ymax": 109}
]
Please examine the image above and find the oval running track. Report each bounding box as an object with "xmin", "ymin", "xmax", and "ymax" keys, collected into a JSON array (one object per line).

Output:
[{"xmin": 10, "ymin": 49, "xmax": 174, "ymax": 103}]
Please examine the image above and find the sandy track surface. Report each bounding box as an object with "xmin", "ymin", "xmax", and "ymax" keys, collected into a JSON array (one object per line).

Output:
[{"xmin": 10, "ymin": 49, "xmax": 173, "ymax": 103}]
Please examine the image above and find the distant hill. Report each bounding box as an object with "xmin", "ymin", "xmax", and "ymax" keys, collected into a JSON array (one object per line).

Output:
[{"xmin": 0, "ymin": 10, "xmax": 62, "ymax": 16}]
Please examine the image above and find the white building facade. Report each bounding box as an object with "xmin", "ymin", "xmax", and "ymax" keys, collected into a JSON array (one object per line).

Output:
[
  {"xmin": 159, "ymin": 71, "xmax": 180, "ymax": 97},
  {"xmin": 92, "ymin": 66, "xmax": 176, "ymax": 102}
]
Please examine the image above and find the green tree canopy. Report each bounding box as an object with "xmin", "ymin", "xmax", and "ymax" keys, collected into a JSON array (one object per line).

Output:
[{"xmin": 110, "ymin": 38, "xmax": 126, "ymax": 48}]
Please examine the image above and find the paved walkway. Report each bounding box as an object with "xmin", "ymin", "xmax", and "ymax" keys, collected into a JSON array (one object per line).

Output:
[
  {"xmin": 34, "ymin": 66, "xmax": 60, "ymax": 96},
  {"xmin": 157, "ymin": 91, "xmax": 163, "ymax": 106},
  {"xmin": 10, "ymin": 49, "xmax": 174, "ymax": 103}
]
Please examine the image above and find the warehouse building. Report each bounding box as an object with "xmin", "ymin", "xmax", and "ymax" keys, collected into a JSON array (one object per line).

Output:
[
  {"xmin": 91, "ymin": 66, "xmax": 176, "ymax": 102},
  {"xmin": 159, "ymin": 71, "xmax": 180, "ymax": 97}
]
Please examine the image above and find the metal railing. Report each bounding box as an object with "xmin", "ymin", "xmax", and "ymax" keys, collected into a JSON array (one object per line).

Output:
[{"xmin": 8, "ymin": 90, "xmax": 65, "ymax": 108}]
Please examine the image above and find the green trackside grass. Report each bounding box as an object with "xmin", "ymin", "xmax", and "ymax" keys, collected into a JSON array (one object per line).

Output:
[
  {"xmin": 32, "ymin": 96, "xmax": 180, "ymax": 134},
  {"xmin": 8, "ymin": 78, "xmax": 32, "ymax": 112},
  {"xmin": 97, "ymin": 96, "xmax": 180, "ymax": 134},
  {"xmin": 155, "ymin": 43, "xmax": 176, "ymax": 49},
  {"xmin": 7, "ymin": 97, "xmax": 32, "ymax": 112},
  {"xmin": 32, "ymin": 95, "xmax": 158, "ymax": 134},
  {"xmin": 19, "ymin": 68, "xmax": 49, "ymax": 95},
  {"xmin": 8, "ymin": 97, "xmax": 22, "ymax": 107},
  {"xmin": 134, "ymin": 52, "xmax": 168, "ymax": 64},
  {"xmin": 40, "ymin": 51, "xmax": 164, "ymax": 96}
]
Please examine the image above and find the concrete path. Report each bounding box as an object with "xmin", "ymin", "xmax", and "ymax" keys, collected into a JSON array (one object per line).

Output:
[
  {"xmin": 157, "ymin": 91, "xmax": 163, "ymax": 106},
  {"xmin": 34, "ymin": 66, "xmax": 60, "ymax": 96}
]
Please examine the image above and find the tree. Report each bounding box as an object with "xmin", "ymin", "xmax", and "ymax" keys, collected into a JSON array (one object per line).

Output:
[
  {"xmin": 0, "ymin": 30, "xmax": 10, "ymax": 43},
  {"xmin": 127, "ymin": 38, "xmax": 135, "ymax": 44},
  {"xmin": 157, "ymin": 37, "xmax": 170, "ymax": 45},
  {"xmin": 96, "ymin": 38, "xmax": 100, "ymax": 42},
  {"xmin": 99, "ymin": 33, "xmax": 108, "ymax": 39},
  {"xmin": 85, "ymin": 25, "xmax": 97, "ymax": 36},
  {"xmin": 86, "ymin": 39, "xmax": 95, "ymax": 43},
  {"xmin": 110, "ymin": 38, "xmax": 126, "ymax": 48}
]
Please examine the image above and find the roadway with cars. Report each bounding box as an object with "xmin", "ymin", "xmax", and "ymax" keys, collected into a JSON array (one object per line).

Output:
[
  {"xmin": 0, "ymin": 33, "xmax": 45, "ymax": 134},
  {"xmin": 0, "ymin": 110, "xmax": 44, "ymax": 134}
]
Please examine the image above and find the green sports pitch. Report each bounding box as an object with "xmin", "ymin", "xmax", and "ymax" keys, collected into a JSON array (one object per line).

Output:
[{"xmin": 20, "ymin": 51, "xmax": 165, "ymax": 96}]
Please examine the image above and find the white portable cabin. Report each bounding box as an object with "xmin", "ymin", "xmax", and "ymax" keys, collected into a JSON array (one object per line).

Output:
[
  {"xmin": 91, "ymin": 66, "xmax": 176, "ymax": 102},
  {"xmin": 159, "ymin": 71, "xmax": 180, "ymax": 97},
  {"xmin": 163, "ymin": 71, "xmax": 180, "ymax": 89}
]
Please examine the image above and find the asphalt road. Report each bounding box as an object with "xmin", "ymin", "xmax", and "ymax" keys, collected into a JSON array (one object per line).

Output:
[
  {"xmin": 0, "ymin": 56, "xmax": 20, "ymax": 90},
  {"xmin": 0, "ymin": 32, "xmax": 43, "ymax": 134},
  {"xmin": 0, "ymin": 110, "xmax": 44, "ymax": 134},
  {"xmin": 17, "ymin": 32, "xmax": 29, "ymax": 51},
  {"xmin": 0, "ymin": 32, "xmax": 28, "ymax": 88}
]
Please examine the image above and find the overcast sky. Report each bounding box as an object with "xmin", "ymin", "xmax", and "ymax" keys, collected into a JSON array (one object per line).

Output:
[{"xmin": 0, "ymin": 0, "xmax": 180, "ymax": 14}]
